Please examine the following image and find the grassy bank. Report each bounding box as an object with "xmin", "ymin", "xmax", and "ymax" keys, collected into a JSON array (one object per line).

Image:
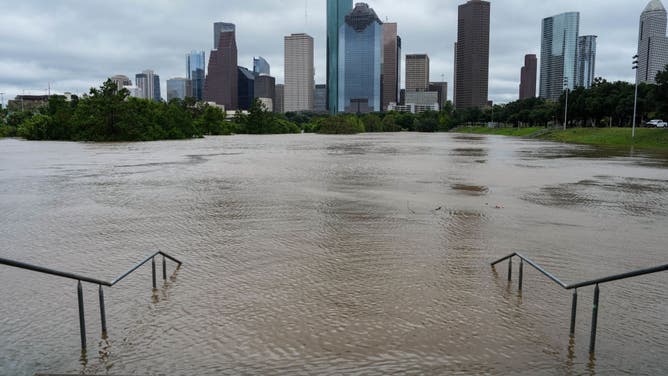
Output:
[{"xmin": 453, "ymin": 127, "xmax": 668, "ymax": 149}]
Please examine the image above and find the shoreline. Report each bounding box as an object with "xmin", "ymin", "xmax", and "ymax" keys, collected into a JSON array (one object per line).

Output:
[{"xmin": 451, "ymin": 127, "xmax": 668, "ymax": 150}]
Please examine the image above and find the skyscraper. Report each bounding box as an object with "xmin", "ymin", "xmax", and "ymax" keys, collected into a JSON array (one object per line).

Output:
[
  {"xmin": 454, "ymin": 0, "xmax": 490, "ymax": 109},
  {"xmin": 382, "ymin": 23, "xmax": 400, "ymax": 110},
  {"xmin": 214, "ymin": 22, "xmax": 235, "ymax": 50},
  {"xmin": 429, "ymin": 82, "xmax": 448, "ymax": 108},
  {"xmin": 167, "ymin": 78, "xmax": 192, "ymax": 101},
  {"xmin": 187, "ymin": 51, "xmax": 206, "ymax": 101},
  {"xmin": 519, "ymin": 54, "xmax": 537, "ymax": 100},
  {"xmin": 576, "ymin": 36, "xmax": 597, "ymax": 89},
  {"xmin": 275, "ymin": 84, "xmax": 285, "ymax": 113},
  {"xmin": 135, "ymin": 70, "xmax": 161, "ymax": 101},
  {"xmin": 315, "ymin": 84, "xmax": 327, "ymax": 112},
  {"xmin": 406, "ymin": 54, "xmax": 430, "ymax": 91},
  {"xmin": 327, "ymin": 0, "xmax": 354, "ymax": 113},
  {"xmin": 253, "ymin": 57, "xmax": 271, "ymax": 75},
  {"xmin": 339, "ymin": 2, "xmax": 383, "ymax": 113},
  {"xmin": 284, "ymin": 33, "xmax": 315, "ymax": 112},
  {"xmin": 254, "ymin": 74, "xmax": 276, "ymax": 111},
  {"xmin": 539, "ymin": 12, "xmax": 579, "ymax": 101},
  {"xmin": 237, "ymin": 66, "xmax": 255, "ymax": 110},
  {"xmin": 637, "ymin": 0, "xmax": 668, "ymax": 84},
  {"xmin": 204, "ymin": 22, "xmax": 238, "ymax": 109},
  {"xmin": 110, "ymin": 75, "xmax": 132, "ymax": 91}
]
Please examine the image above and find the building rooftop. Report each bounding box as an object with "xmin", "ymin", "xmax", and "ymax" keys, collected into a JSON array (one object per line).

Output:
[
  {"xmin": 644, "ymin": 0, "xmax": 666, "ymax": 12},
  {"xmin": 346, "ymin": 3, "xmax": 381, "ymax": 32}
]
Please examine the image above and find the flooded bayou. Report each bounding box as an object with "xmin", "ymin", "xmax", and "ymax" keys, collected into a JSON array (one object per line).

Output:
[{"xmin": 0, "ymin": 133, "xmax": 667, "ymax": 375}]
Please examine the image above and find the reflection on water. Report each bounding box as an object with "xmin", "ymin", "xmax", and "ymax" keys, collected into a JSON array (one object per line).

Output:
[{"xmin": 0, "ymin": 133, "xmax": 667, "ymax": 375}]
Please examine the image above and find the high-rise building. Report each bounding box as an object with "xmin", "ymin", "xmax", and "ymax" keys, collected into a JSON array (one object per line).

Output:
[
  {"xmin": 204, "ymin": 22, "xmax": 238, "ymax": 109},
  {"xmin": 275, "ymin": 84, "xmax": 285, "ymax": 113},
  {"xmin": 576, "ymin": 36, "xmax": 597, "ymax": 89},
  {"xmin": 339, "ymin": 2, "xmax": 383, "ymax": 113},
  {"xmin": 166, "ymin": 78, "xmax": 192, "ymax": 101},
  {"xmin": 238, "ymin": 66, "xmax": 255, "ymax": 110},
  {"xmin": 454, "ymin": 0, "xmax": 490, "ymax": 109},
  {"xmin": 187, "ymin": 51, "xmax": 206, "ymax": 101},
  {"xmin": 253, "ymin": 57, "xmax": 271, "ymax": 75},
  {"xmin": 406, "ymin": 54, "xmax": 430, "ymax": 91},
  {"xmin": 382, "ymin": 23, "xmax": 400, "ymax": 111},
  {"xmin": 135, "ymin": 70, "xmax": 161, "ymax": 101},
  {"xmin": 254, "ymin": 75, "xmax": 275, "ymax": 101},
  {"xmin": 539, "ymin": 12, "xmax": 579, "ymax": 101},
  {"xmin": 327, "ymin": 0, "xmax": 354, "ymax": 113},
  {"xmin": 110, "ymin": 75, "xmax": 132, "ymax": 91},
  {"xmin": 637, "ymin": 0, "xmax": 668, "ymax": 84},
  {"xmin": 429, "ymin": 82, "xmax": 448, "ymax": 108},
  {"xmin": 314, "ymin": 84, "xmax": 327, "ymax": 112},
  {"xmin": 214, "ymin": 22, "xmax": 235, "ymax": 50},
  {"xmin": 519, "ymin": 54, "xmax": 537, "ymax": 100},
  {"xmin": 284, "ymin": 33, "xmax": 315, "ymax": 112}
]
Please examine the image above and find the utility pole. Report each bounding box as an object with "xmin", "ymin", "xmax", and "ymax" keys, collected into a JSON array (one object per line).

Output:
[
  {"xmin": 563, "ymin": 77, "xmax": 569, "ymax": 131},
  {"xmin": 632, "ymin": 55, "xmax": 639, "ymax": 139}
]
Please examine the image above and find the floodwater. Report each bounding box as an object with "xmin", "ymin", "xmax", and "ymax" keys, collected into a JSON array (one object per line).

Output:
[{"xmin": 0, "ymin": 133, "xmax": 667, "ymax": 375}]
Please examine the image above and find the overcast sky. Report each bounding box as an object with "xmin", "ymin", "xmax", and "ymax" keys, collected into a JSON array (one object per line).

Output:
[{"xmin": 0, "ymin": 0, "xmax": 654, "ymax": 105}]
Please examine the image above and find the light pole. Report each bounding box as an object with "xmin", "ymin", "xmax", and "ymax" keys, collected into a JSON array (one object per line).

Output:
[
  {"xmin": 563, "ymin": 77, "xmax": 569, "ymax": 130},
  {"xmin": 632, "ymin": 55, "xmax": 639, "ymax": 139}
]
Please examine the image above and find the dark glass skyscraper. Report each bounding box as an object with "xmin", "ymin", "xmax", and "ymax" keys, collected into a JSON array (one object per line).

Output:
[
  {"xmin": 237, "ymin": 66, "xmax": 255, "ymax": 110},
  {"xmin": 339, "ymin": 3, "xmax": 383, "ymax": 113},
  {"xmin": 204, "ymin": 22, "xmax": 238, "ymax": 109},
  {"xmin": 187, "ymin": 51, "xmax": 206, "ymax": 101},
  {"xmin": 327, "ymin": 0, "xmax": 353, "ymax": 113},
  {"xmin": 454, "ymin": 0, "xmax": 490, "ymax": 109}
]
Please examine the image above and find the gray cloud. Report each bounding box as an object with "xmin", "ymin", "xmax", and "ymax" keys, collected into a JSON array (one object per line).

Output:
[{"xmin": 0, "ymin": 0, "xmax": 648, "ymax": 105}]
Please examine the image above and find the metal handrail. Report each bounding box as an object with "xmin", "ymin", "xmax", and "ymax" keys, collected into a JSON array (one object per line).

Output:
[
  {"xmin": 0, "ymin": 251, "xmax": 183, "ymax": 350},
  {"xmin": 491, "ymin": 252, "xmax": 667, "ymax": 355}
]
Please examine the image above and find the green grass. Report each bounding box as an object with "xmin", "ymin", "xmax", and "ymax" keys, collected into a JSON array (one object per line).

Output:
[
  {"xmin": 453, "ymin": 127, "xmax": 668, "ymax": 149},
  {"xmin": 453, "ymin": 126, "xmax": 545, "ymax": 137},
  {"xmin": 538, "ymin": 128, "xmax": 668, "ymax": 149}
]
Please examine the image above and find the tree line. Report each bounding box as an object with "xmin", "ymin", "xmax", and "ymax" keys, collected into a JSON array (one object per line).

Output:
[{"xmin": 2, "ymin": 69, "xmax": 668, "ymax": 141}]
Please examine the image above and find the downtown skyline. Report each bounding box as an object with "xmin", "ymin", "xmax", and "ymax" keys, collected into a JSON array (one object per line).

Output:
[{"xmin": 0, "ymin": 1, "xmax": 651, "ymax": 105}]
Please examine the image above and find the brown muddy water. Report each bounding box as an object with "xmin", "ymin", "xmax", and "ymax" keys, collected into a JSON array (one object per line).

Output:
[{"xmin": 0, "ymin": 133, "xmax": 667, "ymax": 375}]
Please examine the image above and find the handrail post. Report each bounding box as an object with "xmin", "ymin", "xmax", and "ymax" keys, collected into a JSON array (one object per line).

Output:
[
  {"xmin": 589, "ymin": 284, "xmax": 600, "ymax": 354},
  {"xmin": 77, "ymin": 281, "xmax": 86, "ymax": 349},
  {"xmin": 519, "ymin": 259, "xmax": 524, "ymax": 291},
  {"xmin": 508, "ymin": 257, "xmax": 513, "ymax": 282},
  {"xmin": 570, "ymin": 289, "xmax": 578, "ymax": 336},
  {"xmin": 151, "ymin": 257, "xmax": 156, "ymax": 289},
  {"xmin": 162, "ymin": 255, "xmax": 167, "ymax": 281},
  {"xmin": 99, "ymin": 285, "xmax": 107, "ymax": 336}
]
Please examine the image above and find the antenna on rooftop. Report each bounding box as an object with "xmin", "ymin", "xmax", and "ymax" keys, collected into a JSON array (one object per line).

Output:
[{"xmin": 305, "ymin": 0, "xmax": 308, "ymax": 26}]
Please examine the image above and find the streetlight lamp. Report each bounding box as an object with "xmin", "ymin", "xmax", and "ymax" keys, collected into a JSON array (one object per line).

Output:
[
  {"xmin": 563, "ymin": 77, "xmax": 569, "ymax": 131},
  {"xmin": 632, "ymin": 55, "xmax": 639, "ymax": 139}
]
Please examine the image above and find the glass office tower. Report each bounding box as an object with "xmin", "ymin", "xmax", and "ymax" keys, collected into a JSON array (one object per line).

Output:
[
  {"xmin": 637, "ymin": 0, "xmax": 668, "ymax": 84},
  {"xmin": 539, "ymin": 12, "xmax": 580, "ymax": 101},
  {"xmin": 576, "ymin": 35, "xmax": 597, "ymax": 89},
  {"xmin": 253, "ymin": 57, "xmax": 270, "ymax": 75},
  {"xmin": 187, "ymin": 51, "xmax": 206, "ymax": 101},
  {"xmin": 338, "ymin": 3, "xmax": 382, "ymax": 113},
  {"xmin": 327, "ymin": 0, "xmax": 353, "ymax": 113}
]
